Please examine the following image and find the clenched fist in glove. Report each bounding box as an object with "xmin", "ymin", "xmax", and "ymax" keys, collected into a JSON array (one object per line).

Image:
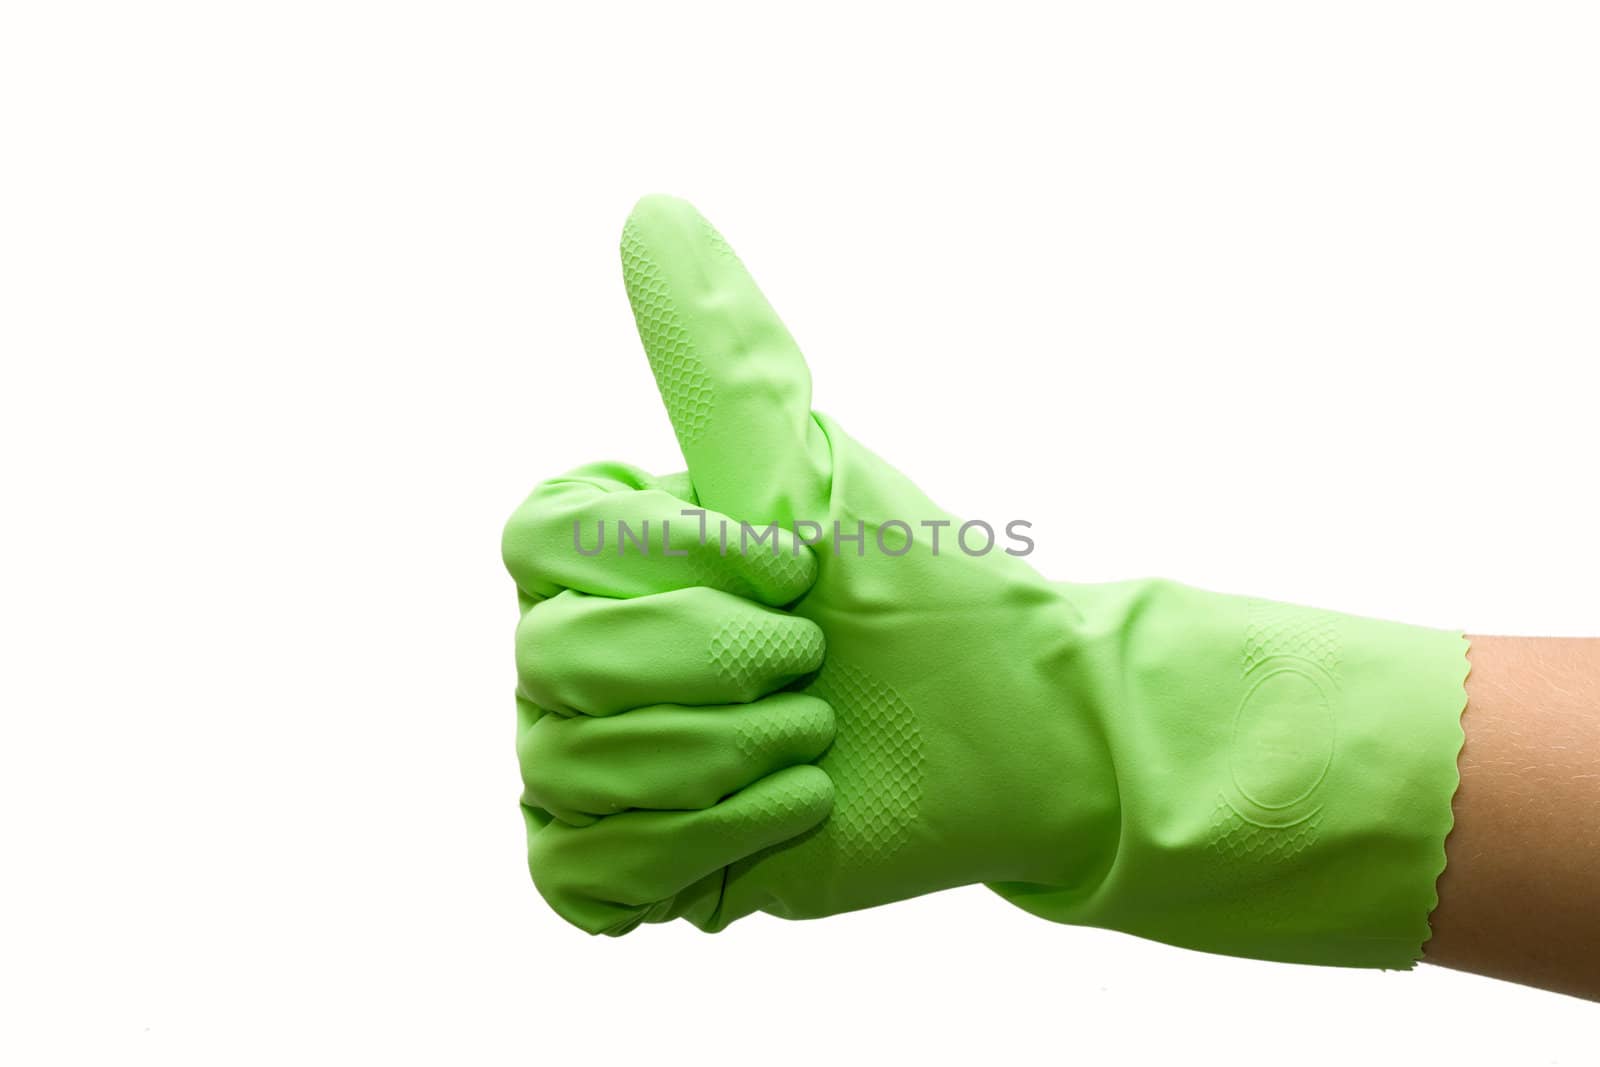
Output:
[{"xmin": 502, "ymin": 196, "xmax": 1469, "ymax": 967}]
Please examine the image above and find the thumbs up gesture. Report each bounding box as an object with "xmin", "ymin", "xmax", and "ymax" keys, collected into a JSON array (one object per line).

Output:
[
  {"xmin": 502, "ymin": 197, "xmax": 1468, "ymax": 971},
  {"xmin": 505, "ymin": 195, "xmax": 1097, "ymax": 935}
]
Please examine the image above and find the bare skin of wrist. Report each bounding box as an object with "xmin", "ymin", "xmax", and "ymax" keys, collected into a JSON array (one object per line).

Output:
[{"xmin": 1424, "ymin": 636, "xmax": 1600, "ymax": 1000}]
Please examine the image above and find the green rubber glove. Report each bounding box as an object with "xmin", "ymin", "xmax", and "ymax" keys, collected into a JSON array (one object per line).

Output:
[{"xmin": 503, "ymin": 195, "xmax": 1469, "ymax": 967}]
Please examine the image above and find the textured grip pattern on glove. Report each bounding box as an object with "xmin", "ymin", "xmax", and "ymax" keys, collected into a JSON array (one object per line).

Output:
[
  {"xmin": 709, "ymin": 616, "xmax": 825, "ymax": 691},
  {"xmin": 1243, "ymin": 600, "xmax": 1340, "ymax": 674},
  {"xmin": 734, "ymin": 697, "xmax": 834, "ymax": 761},
  {"xmin": 808, "ymin": 658, "xmax": 925, "ymax": 867},
  {"xmin": 713, "ymin": 768, "xmax": 833, "ymax": 837},
  {"xmin": 686, "ymin": 539, "xmax": 813, "ymax": 602},
  {"xmin": 697, "ymin": 213, "xmax": 741, "ymax": 265},
  {"xmin": 621, "ymin": 219, "xmax": 714, "ymax": 444}
]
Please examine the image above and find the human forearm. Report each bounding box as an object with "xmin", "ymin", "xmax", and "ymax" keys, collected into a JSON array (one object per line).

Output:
[{"xmin": 1425, "ymin": 637, "xmax": 1600, "ymax": 999}]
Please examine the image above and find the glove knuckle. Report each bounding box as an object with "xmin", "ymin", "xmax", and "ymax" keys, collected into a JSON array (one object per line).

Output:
[{"xmin": 514, "ymin": 604, "xmax": 571, "ymax": 708}]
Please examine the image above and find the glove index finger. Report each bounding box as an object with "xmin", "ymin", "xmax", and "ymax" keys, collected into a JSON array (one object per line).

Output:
[
  {"xmin": 502, "ymin": 465, "xmax": 818, "ymax": 605},
  {"xmin": 621, "ymin": 195, "xmax": 830, "ymax": 527}
]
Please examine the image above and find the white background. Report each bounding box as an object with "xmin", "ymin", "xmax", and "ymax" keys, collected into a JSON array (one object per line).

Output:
[{"xmin": 4, "ymin": 2, "xmax": 1598, "ymax": 1062}]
